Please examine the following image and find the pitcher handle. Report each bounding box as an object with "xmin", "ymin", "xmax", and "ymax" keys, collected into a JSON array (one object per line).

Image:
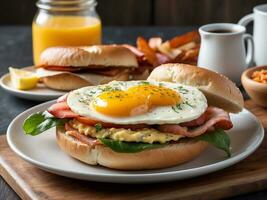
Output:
[
  {"xmin": 243, "ymin": 34, "xmax": 254, "ymax": 67},
  {"xmin": 238, "ymin": 13, "xmax": 254, "ymax": 26}
]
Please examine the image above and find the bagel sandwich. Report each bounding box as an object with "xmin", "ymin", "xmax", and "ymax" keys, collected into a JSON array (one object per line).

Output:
[
  {"xmin": 23, "ymin": 63, "xmax": 244, "ymax": 170},
  {"xmin": 36, "ymin": 45, "xmax": 149, "ymax": 91}
]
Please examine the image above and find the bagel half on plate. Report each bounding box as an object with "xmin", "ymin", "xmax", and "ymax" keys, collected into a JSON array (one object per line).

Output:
[
  {"xmin": 23, "ymin": 63, "xmax": 244, "ymax": 170},
  {"xmin": 36, "ymin": 45, "xmax": 149, "ymax": 91}
]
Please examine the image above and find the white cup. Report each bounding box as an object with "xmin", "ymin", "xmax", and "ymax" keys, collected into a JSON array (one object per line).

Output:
[
  {"xmin": 198, "ymin": 23, "xmax": 254, "ymax": 85},
  {"xmin": 238, "ymin": 4, "xmax": 267, "ymax": 66}
]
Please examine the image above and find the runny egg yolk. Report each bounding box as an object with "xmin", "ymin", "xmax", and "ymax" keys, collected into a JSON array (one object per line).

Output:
[{"xmin": 92, "ymin": 85, "xmax": 181, "ymax": 117}]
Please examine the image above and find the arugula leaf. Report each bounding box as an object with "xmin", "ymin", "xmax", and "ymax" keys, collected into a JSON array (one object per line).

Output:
[
  {"xmin": 197, "ymin": 128, "xmax": 231, "ymax": 157},
  {"xmin": 99, "ymin": 138, "xmax": 166, "ymax": 153},
  {"xmin": 23, "ymin": 112, "xmax": 68, "ymax": 136}
]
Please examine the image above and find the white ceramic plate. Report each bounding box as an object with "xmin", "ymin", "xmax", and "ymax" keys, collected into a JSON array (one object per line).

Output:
[
  {"xmin": 0, "ymin": 67, "xmax": 65, "ymax": 101},
  {"xmin": 7, "ymin": 101, "xmax": 264, "ymax": 183}
]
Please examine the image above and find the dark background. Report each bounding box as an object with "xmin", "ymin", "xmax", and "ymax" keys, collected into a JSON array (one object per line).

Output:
[{"xmin": 1, "ymin": 0, "xmax": 267, "ymax": 26}]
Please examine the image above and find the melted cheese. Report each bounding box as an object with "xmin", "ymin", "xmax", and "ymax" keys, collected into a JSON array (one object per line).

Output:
[{"xmin": 70, "ymin": 120, "xmax": 184, "ymax": 144}]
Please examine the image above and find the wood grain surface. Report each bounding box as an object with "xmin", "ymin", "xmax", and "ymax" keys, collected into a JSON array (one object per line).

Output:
[
  {"xmin": 153, "ymin": 0, "xmax": 267, "ymax": 25},
  {"xmin": 1, "ymin": 0, "xmax": 267, "ymax": 25},
  {"xmin": 0, "ymin": 100, "xmax": 266, "ymax": 200}
]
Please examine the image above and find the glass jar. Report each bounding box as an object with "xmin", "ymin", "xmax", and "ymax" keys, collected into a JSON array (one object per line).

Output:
[{"xmin": 32, "ymin": 0, "xmax": 102, "ymax": 64}]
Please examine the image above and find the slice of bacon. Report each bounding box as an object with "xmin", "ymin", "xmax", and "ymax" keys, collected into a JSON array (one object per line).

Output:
[
  {"xmin": 57, "ymin": 93, "xmax": 68, "ymax": 103},
  {"xmin": 156, "ymin": 53, "xmax": 171, "ymax": 65},
  {"xmin": 148, "ymin": 37, "xmax": 163, "ymax": 50},
  {"xmin": 169, "ymin": 31, "xmax": 200, "ymax": 48},
  {"xmin": 65, "ymin": 123, "xmax": 100, "ymax": 146},
  {"xmin": 48, "ymin": 101, "xmax": 79, "ymax": 118},
  {"xmin": 180, "ymin": 111, "xmax": 208, "ymax": 127},
  {"xmin": 76, "ymin": 116, "xmax": 149, "ymax": 130},
  {"xmin": 42, "ymin": 66, "xmax": 128, "ymax": 76},
  {"xmin": 157, "ymin": 107, "xmax": 233, "ymax": 137},
  {"xmin": 91, "ymin": 68, "xmax": 123, "ymax": 76},
  {"xmin": 158, "ymin": 125, "xmax": 189, "ymax": 136},
  {"xmin": 43, "ymin": 66, "xmax": 83, "ymax": 72},
  {"xmin": 137, "ymin": 37, "xmax": 159, "ymax": 67},
  {"xmin": 123, "ymin": 44, "xmax": 148, "ymax": 65}
]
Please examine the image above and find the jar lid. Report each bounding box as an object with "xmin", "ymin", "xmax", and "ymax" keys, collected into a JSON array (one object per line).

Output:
[{"xmin": 36, "ymin": 0, "xmax": 97, "ymax": 11}]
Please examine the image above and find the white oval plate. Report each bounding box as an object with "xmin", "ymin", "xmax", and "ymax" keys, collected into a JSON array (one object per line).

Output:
[
  {"xmin": 0, "ymin": 67, "xmax": 65, "ymax": 101},
  {"xmin": 7, "ymin": 101, "xmax": 264, "ymax": 183}
]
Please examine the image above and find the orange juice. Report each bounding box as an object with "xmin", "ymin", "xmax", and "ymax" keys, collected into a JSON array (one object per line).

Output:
[{"xmin": 32, "ymin": 16, "xmax": 101, "ymax": 64}]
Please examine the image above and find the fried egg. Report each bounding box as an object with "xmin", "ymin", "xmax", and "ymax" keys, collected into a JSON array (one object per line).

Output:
[{"xmin": 67, "ymin": 81, "xmax": 207, "ymax": 125}]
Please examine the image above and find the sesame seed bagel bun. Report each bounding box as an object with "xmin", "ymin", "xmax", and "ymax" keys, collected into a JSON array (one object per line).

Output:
[
  {"xmin": 148, "ymin": 63, "xmax": 244, "ymax": 113},
  {"xmin": 38, "ymin": 45, "xmax": 138, "ymax": 68},
  {"xmin": 56, "ymin": 127, "xmax": 208, "ymax": 170}
]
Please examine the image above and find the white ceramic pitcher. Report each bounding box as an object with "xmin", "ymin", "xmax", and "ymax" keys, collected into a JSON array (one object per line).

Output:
[
  {"xmin": 238, "ymin": 4, "xmax": 267, "ymax": 66},
  {"xmin": 198, "ymin": 23, "xmax": 254, "ymax": 85}
]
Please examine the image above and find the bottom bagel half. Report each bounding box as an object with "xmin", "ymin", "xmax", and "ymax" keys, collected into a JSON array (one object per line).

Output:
[{"xmin": 56, "ymin": 126, "xmax": 208, "ymax": 170}]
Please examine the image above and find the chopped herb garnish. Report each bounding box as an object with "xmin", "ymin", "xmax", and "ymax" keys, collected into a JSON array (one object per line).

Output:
[
  {"xmin": 139, "ymin": 81, "xmax": 150, "ymax": 85},
  {"xmin": 101, "ymin": 86, "xmax": 112, "ymax": 92},
  {"xmin": 176, "ymin": 86, "xmax": 189, "ymax": 94},
  {"xmin": 100, "ymin": 85, "xmax": 120, "ymax": 92},
  {"xmin": 172, "ymin": 103, "xmax": 183, "ymax": 113},
  {"xmin": 78, "ymin": 99, "xmax": 86, "ymax": 103},
  {"xmin": 159, "ymin": 83, "xmax": 164, "ymax": 87},
  {"xmin": 113, "ymin": 81, "xmax": 124, "ymax": 86},
  {"xmin": 172, "ymin": 99, "xmax": 195, "ymax": 113},
  {"xmin": 184, "ymin": 101, "xmax": 194, "ymax": 108},
  {"xmin": 95, "ymin": 123, "xmax": 103, "ymax": 132}
]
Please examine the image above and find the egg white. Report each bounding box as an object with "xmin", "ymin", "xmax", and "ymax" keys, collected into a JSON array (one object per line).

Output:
[{"xmin": 67, "ymin": 81, "xmax": 207, "ymax": 125}]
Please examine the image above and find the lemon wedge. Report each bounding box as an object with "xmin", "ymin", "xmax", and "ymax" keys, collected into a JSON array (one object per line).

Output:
[{"xmin": 9, "ymin": 67, "xmax": 39, "ymax": 90}]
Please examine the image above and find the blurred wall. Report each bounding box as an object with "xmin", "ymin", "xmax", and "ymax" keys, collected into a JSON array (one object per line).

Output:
[{"xmin": 1, "ymin": 0, "xmax": 267, "ymax": 25}]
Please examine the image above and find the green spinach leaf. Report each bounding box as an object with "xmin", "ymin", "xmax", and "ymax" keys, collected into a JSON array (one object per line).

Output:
[
  {"xmin": 99, "ymin": 129, "xmax": 231, "ymax": 156},
  {"xmin": 197, "ymin": 128, "xmax": 231, "ymax": 157},
  {"xmin": 95, "ymin": 123, "xmax": 103, "ymax": 132},
  {"xmin": 99, "ymin": 138, "xmax": 166, "ymax": 153},
  {"xmin": 23, "ymin": 112, "xmax": 68, "ymax": 136}
]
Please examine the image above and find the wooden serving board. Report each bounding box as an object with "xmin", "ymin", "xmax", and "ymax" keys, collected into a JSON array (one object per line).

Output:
[{"xmin": 0, "ymin": 100, "xmax": 266, "ymax": 200}]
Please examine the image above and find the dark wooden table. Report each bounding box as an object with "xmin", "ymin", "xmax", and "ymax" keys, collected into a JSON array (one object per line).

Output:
[{"xmin": 0, "ymin": 26, "xmax": 265, "ymax": 200}]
